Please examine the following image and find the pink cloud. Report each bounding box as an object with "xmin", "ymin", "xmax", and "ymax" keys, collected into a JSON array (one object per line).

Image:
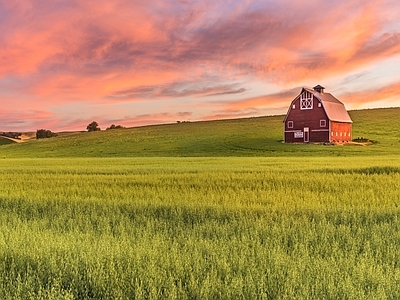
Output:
[
  {"xmin": 0, "ymin": 109, "xmax": 54, "ymax": 131},
  {"xmin": 340, "ymin": 80, "xmax": 400, "ymax": 108},
  {"xmin": 0, "ymin": 0, "xmax": 399, "ymax": 131},
  {"xmin": 217, "ymin": 89, "xmax": 299, "ymax": 111}
]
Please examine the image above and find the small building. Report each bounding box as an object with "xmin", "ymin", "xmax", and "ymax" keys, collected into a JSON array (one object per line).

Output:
[{"xmin": 283, "ymin": 85, "xmax": 352, "ymax": 143}]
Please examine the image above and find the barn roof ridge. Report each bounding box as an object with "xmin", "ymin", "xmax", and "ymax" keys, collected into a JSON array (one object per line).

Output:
[
  {"xmin": 287, "ymin": 86, "xmax": 353, "ymax": 123},
  {"xmin": 302, "ymin": 87, "xmax": 342, "ymax": 103}
]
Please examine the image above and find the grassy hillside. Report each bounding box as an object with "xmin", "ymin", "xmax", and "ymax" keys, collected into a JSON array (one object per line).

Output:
[
  {"xmin": 0, "ymin": 137, "xmax": 16, "ymax": 145},
  {"xmin": 1, "ymin": 107, "xmax": 399, "ymax": 158}
]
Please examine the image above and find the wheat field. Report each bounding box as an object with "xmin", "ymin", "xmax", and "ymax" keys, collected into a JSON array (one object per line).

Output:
[{"xmin": 0, "ymin": 156, "xmax": 399, "ymax": 299}]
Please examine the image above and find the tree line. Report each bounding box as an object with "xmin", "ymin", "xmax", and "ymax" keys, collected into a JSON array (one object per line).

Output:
[
  {"xmin": 86, "ymin": 121, "xmax": 125, "ymax": 132},
  {"xmin": 36, "ymin": 121, "xmax": 125, "ymax": 139}
]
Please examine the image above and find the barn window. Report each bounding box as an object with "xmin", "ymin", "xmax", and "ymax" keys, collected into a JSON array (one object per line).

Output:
[
  {"xmin": 288, "ymin": 121, "xmax": 293, "ymax": 128},
  {"xmin": 300, "ymin": 91, "xmax": 313, "ymax": 110},
  {"xmin": 331, "ymin": 132, "xmax": 333, "ymax": 136},
  {"xmin": 344, "ymin": 132, "xmax": 347, "ymax": 137},
  {"xmin": 320, "ymin": 120, "xmax": 326, "ymax": 127},
  {"xmin": 292, "ymin": 104, "xmax": 295, "ymax": 109},
  {"xmin": 318, "ymin": 103, "xmax": 322, "ymax": 108}
]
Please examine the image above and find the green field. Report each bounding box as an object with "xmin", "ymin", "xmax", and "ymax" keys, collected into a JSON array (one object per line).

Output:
[
  {"xmin": 1, "ymin": 107, "xmax": 399, "ymax": 158},
  {"xmin": 1, "ymin": 108, "xmax": 400, "ymax": 299}
]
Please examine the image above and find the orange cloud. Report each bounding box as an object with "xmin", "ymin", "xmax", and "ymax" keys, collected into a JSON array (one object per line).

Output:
[
  {"xmin": 0, "ymin": 109, "xmax": 54, "ymax": 131},
  {"xmin": 0, "ymin": 0, "xmax": 399, "ymax": 131},
  {"xmin": 340, "ymin": 80, "xmax": 400, "ymax": 108},
  {"xmin": 215, "ymin": 90, "xmax": 297, "ymax": 111}
]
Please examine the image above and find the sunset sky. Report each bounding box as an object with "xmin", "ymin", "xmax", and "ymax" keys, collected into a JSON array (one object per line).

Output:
[{"xmin": 1, "ymin": 0, "xmax": 399, "ymax": 131}]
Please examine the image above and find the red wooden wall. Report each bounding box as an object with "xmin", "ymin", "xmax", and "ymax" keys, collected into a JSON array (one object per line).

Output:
[
  {"xmin": 330, "ymin": 122, "xmax": 352, "ymax": 142},
  {"xmin": 284, "ymin": 96, "xmax": 330, "ymax": 143}
]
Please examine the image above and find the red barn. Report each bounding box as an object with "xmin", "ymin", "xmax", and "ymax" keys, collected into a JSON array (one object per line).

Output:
[{"xmin": 283, "ymin": 85, "xmax": 352, "ymax": 143}]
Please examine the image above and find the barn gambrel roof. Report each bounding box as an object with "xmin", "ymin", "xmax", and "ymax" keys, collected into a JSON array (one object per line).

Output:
[{"xmin": 284, "ymin": 87, "xmax": 352, "ymax": 123}]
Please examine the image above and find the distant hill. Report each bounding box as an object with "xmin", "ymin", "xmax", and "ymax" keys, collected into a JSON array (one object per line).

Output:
[{"xmin": 1, "ymin": 107, "xmax": 399, "ymax": 158}]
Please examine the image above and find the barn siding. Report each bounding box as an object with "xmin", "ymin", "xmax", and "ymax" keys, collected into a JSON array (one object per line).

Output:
[
  {"xmin": 310, "ymin": 130, "xmax": 330, "ymax": 143},
  {"xmin": 330, "ymin": 122, "xmax": 352, "ymax": 142},
  {"xmin": 284, "ymin": 96, "xmax": 329, "ymax": 143}
]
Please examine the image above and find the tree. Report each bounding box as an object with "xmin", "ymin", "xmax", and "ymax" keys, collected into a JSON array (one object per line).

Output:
[
  {"xmin": 87, "ymin": 121, "xmax": 101, "ymax": 132},
  {"xmin": 36, "ymin": 129, "xmax": 57, "ymax": 139}
]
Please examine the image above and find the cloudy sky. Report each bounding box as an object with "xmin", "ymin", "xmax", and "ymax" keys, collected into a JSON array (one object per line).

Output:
[{"xmin": 1, "ymin": 0, "xmax": 399, "ymax": 131}]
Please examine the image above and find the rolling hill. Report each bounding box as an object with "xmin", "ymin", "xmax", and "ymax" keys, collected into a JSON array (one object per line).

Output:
[
  {"xmin": 1, "ymin": 107, "xmax": 399, "ymax": 158},
  {"xmin": 0, "ymin": 137, "xmax": 17, "ymax": 145}
]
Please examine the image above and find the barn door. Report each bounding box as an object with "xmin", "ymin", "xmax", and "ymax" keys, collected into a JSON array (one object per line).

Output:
[{"xmin": 304, "ymin": 127, "xmax": 309, "ymax": 142}]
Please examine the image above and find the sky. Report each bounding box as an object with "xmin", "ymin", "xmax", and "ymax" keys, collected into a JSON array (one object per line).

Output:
[{"xmin": 1, "ymin": 0, "xmax": 400, "ymax": 132}]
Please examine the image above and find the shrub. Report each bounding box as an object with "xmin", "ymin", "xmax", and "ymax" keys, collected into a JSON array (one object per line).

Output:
[
  {"xmin": 1, "ymin": 132, "xmax": 22, "ymax": 139},
  {"xmin": 36, "ymin": 129, "xmax": 58, "ymax": 139},
  {"xmin": 106, "ymin": 124, "xmax": 125, "ymax": 130}
]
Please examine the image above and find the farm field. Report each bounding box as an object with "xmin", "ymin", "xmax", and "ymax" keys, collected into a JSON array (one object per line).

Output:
[
  {"xmin": 0, "ymin": 107, "xmax": 400, "ymax": 298},
  {"xmin": 1, "ymin": 156, "xmax": 400, "ymax": 299}
]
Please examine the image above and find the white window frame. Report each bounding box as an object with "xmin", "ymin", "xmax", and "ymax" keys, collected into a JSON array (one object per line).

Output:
[
  {"xmin": 300, "ymin": 91, "xmax": 313, "ymax": 110},
  {"xmin": 320, "ymin": 120, "xmax": 326, "ymax": 127},
  {"xmin": 287, "ymin": 121, "xmax": 293, "ymax": 128}
]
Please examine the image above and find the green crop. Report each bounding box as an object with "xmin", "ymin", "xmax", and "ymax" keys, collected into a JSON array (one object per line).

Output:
[{"xmin": 1, "ymin": 156, "xmax": 400, "ymax": 299}]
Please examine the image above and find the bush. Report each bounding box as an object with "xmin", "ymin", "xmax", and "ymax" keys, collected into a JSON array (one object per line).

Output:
[
  {"xmin": 106, "ymin": 124, "xmax": 125, "ymax": 130},
  {"xmin": 1, "ymin": 132, "xmax": 22, "ymax": 139},
  {"xmin": 36, "ymin": 129, "xmax": 57, "ymax": 139}
]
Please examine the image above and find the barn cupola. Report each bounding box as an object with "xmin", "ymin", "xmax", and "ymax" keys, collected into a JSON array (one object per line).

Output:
[{"xmin": 313, "ymin": 85, "xmax": 325, "ymax": 93}]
